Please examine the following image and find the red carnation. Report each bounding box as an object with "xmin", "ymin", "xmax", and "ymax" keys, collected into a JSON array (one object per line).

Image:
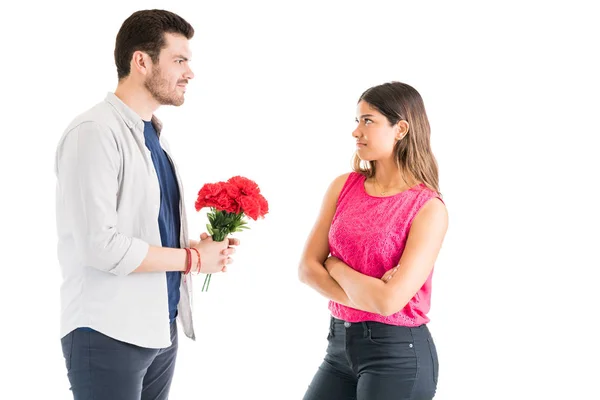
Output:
[
  {"xmin": 257, "ymin": 194, "xmax": 269, "ymax": 215},
  {"xmin": 213, "ymin": 192, "xmax": 238, "ymax": 214},
  {"xmin": 223, "ymin": 182, "xmax": 241, "ymax": 199},
  {"xmin": 195, "ymin": 183, "xmax": 226, "ymax": 211},
  {"xmin": 227, "ymin": 176, "xmax": 261, "ymax": 196},
  {"xmin": 239, "ymin": 195, "xmax": 261, "ymax": 220}
]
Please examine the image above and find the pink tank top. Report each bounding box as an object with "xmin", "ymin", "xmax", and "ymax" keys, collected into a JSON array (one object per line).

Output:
[{"xmin": 328, "ymin": 172, "xmax": 442, "ymax": 326}]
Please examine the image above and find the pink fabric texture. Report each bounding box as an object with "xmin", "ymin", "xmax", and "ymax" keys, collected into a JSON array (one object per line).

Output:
[{"xmin": 328, "ymin": 172, "xmax": 442, "ymax": 326}]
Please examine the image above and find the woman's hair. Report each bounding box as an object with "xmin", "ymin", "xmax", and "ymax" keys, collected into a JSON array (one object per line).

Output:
[{"xmin": 352, "ymin": 81, "xmax": 440, "ymax": 194}]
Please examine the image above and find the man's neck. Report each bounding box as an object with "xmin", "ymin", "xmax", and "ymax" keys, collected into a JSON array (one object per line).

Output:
[{"xmin": 114, "ymin": 80, "xmax": 159, "ymax": 121}]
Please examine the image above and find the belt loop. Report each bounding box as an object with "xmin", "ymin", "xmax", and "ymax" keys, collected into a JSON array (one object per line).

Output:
[
  {"xmin": 329, "ymin": 317, "xmax": 335, "ymax": 338},
  {"xmin": 362, "ymin": 322, "xmax": 369, "ymax": 338}
]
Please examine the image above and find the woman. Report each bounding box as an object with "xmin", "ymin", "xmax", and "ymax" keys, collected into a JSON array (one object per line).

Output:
[{"xmin": 299, "ymin": 81, "xmax": 448, "ymax": 399}]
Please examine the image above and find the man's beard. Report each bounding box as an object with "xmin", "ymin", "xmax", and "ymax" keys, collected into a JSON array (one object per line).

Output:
[{"xmin": 144, "ymin": 67, "xmax": 184, "ymax": 106}]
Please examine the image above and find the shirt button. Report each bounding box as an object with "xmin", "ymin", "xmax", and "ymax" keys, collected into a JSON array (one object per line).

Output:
[{"xmin": 344, "ymin": 322, "xmax": 351, "ymax": 328}]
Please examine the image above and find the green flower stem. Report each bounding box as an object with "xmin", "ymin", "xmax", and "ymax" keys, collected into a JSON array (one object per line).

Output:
[
  {"xmin": 200, "ymin": 208, "xmax": 250, "ymax": 292},
  {"xmin": 202, "ymin": 274, "xmax": 211, "ymax": 292}
]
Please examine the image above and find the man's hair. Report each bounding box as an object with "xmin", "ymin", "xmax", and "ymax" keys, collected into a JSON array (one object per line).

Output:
[{"xmin": 114, "ymin": 9, "xmax": 194, "ymax": 80}]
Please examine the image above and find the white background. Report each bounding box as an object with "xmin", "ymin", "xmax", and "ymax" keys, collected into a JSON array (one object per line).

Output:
[{"xmin": 1, "ymin": 0, "xmax": 599, "ymax": 399}]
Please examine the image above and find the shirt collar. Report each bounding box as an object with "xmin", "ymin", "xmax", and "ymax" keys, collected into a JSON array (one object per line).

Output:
[{"xmin": 104, "ymin": 92, "xmax": 163, "ymax": 135}]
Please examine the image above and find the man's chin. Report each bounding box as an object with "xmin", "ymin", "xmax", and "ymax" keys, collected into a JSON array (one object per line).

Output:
[{"xmin": 160, "ymin": 98, "xmax": 185, "ymax": 107}]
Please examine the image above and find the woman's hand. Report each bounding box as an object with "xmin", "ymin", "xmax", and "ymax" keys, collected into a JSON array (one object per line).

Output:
[
  {"xmin": 380, "ymin": 266, "xmax": 399, "ymax": 283},
  {"xmin": 324, "ymin": 256, "xmax": 344, "ymax": 276}
]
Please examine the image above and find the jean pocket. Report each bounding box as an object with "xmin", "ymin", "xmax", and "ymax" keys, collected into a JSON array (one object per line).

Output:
[
  {"xmin": 367, "ymin": 327, "xmax": 414, "ymax": 348},
  {"xmin": 60, "ymin": 332, "xmax": 75, "ymax": 371}
]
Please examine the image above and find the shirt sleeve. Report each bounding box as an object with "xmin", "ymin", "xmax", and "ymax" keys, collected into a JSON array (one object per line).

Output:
[{"xmin": 56, "ymin": 121, "xmax": 149, "ymax": 276}]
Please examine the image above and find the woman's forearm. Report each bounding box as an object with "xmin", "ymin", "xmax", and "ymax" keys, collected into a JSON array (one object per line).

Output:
[
  {"xmin": 299, "ymin": 260, "xmax": 356, "ymax": 308},
  {"xmin": 329, "ymin": 262, "xmax": 389, "ymax": 315}
]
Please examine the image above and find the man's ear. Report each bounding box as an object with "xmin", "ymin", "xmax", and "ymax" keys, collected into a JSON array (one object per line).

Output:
[{"xmin": 131, "ymin": 51, "xmax": 152, "ymax": 76}]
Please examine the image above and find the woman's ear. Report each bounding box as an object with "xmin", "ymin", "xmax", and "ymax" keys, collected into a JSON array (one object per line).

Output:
[{"xmin": 396, "ymin": 120, "xmax": 409, "ymax": 140}]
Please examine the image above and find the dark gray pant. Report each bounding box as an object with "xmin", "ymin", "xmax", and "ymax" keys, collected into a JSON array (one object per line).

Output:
[
  {"xmin": 60, "ymin": 322, "xmax": 178, "ymax": 400},
  {"xmin": 303, "ymin": 317, "xmax": 439, "ymax": 400}
]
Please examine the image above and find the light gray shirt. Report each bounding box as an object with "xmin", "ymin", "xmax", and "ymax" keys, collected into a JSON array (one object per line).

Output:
[{"xmin": 55, "ymin": 92, "xmax": 195, "ymax": 348}]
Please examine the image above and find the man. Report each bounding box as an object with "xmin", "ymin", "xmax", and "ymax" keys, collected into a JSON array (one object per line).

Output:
[{"xmin": 55, "ymin": 9, "xmax": 238, "ymax": 399}]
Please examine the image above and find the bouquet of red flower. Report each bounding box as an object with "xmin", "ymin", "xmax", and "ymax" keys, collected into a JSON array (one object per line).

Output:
[{"xmin": 194, "ymin": 176, "xmax": 269, "ymax": 291}]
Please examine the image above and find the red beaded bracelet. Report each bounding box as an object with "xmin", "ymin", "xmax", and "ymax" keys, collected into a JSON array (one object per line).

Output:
[
  {"xmin": 183, "ymin": 248, "xmax": 192, "ymax": 275},
  {"xmin": 190, "ymin": 248, "xmax": 201, "ymax": 274}
]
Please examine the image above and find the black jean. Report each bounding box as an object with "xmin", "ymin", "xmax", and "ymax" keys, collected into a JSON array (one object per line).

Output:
[
  {"xmin": 60, "ymin": 322, "xmax": 178, "ymax": 400},
  {"xmin": 303, "ymin": 317, "xmax": 439, "ymax": 400}
]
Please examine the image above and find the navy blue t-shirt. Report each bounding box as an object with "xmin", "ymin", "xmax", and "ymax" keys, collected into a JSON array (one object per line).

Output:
[{"xmin": 143, "ymin": 120, "xmax": 181, "ymax": 324}]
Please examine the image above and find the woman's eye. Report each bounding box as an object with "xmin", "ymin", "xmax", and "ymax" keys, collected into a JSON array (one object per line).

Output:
[{"xmin": 365, "ymin": 119, "xmax": 373, "ymax": 125}]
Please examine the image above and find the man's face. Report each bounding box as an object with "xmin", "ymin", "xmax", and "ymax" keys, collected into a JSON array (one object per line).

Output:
[{"xmin": 144, "ymin": 33, "xmax": 194, "ymax": 106}]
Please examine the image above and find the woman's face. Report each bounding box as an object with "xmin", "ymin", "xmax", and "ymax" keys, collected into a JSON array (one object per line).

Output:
[{"xmin": 353, "ymin": 101, "xmax": 406, "ymax": 161}]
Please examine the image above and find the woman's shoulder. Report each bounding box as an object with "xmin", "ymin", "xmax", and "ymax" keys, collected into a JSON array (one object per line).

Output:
[
  {"xmin": 332, "ymin": 171, "xmax": 364, "ymax": 193},
  {"xmin": 331, "ymin": 171, "xmax": 359, "ymax": 187},
  {"xmin": 324, "ymin": 172, "xmax": 363, "ymax": 205},
  {"xmin": 409, "ymin": 184, "xmax": 447, "ymax": 223}
]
